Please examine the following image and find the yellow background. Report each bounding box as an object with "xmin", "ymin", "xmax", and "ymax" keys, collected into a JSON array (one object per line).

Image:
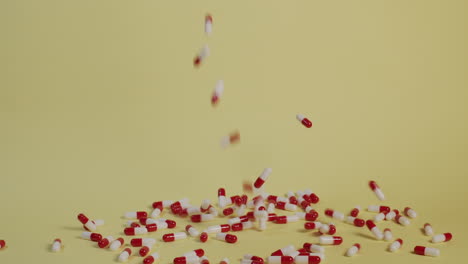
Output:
[{"xmin": 1, "ymin": 0, "xmax": 467, "ymax": 263}]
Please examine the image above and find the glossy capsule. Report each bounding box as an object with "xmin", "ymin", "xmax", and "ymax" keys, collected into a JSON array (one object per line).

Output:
[
  {"xmin": 139, "ymin": 245, "xmax": 151, "ymax": 257},
  {"xmin": 253, "ymin": 168, "xmax": 272, "ymax": 189},
  {"xmin": 424, "ymin": 223, "xmax": 434, "ymax": 236},
  {"xmin": 349, "ymin": 206, "xmax": 360, "ymax": 217},
  {"xmin": 369, "ymin": 181, "xmax": 385, "ymax": 200},
  {"xmin": 346, "ymin": 243, "xmax": 360, "ymax": 257},
  {"xmin": 199, "ymin": 232, "xmax": 208, "ymax": 243},
  {"xmin": 143, "ymin": 253, "xmax": 160, "ymax": 264},
  {"xmin": 223, "ymin": 207, "xmax": 234, "ymax": 216},
  {"xmin": 205, "ymin": 14, "xmax": 213, "ymax": 35},
  {"xmin": 130, "ymin": 238, "xmax": 156, "ymax": 247},
  {"xmin": 218, "ymin": 188, "xmax": 229, "ymax": 208},
  {"xmin": 98, "ymin": 236, "xmax": 114, "ymax": 248},
  {"xmin": 432, "ymin": 233, "xmax": 453, "ymax": 243},
  {"xmin": 296, "ymin": 114, "xmax": 312, "ymax": 128},
  {"xmin": 385, "ymin": 209, "xmax": 399, "ymax": 220},
  {"xmin": 267, "ymin": 195, "xmax": 288, "ymax": 204},
  {"xmin": 152, "ymin": 200, "xmax": 173, "ymax": 209},
  {"xmin": 271, "ymin": 245, "xmax": 295, "ymax": 256},
  {"xmin": 367, "ymin": 205, "xmax": 391, "ymax": 213},
  {"xmin": 124, "ymin": 211, "xmax": 147, "ymax": 219},
  {"xmin": 303, "ymin": 243, "xmax": 325, "ymax": 253},
  {"xmin": 118, "ymin": 248, "xmax": 131, "ymax": 262},
  {"xmin": 324, "ymin": 209, "xmax": 344, "ymax": 221},
  {"xmin": 414, "ymin": 246, "xmax": 440, "ymax": 257},
  {"xmin": 184, "ymin": 249, "xmax": 205, "ymax": 257},
  {"xmin": 286, "ymin": 191, "xmax": 298, "ymax": 205},
  {"xmin": 81, "ymin": 232, "xmax": 102, "ymax": 242},
  {"xmin": 124, "ymin": 227, "xmax": 148, "ymax": 236},
  {"xmin": 275, "ymin": 215, "xmax": 299, "ymax": 224},
  {"xmin": 228, "ymin": 215, "xmax": 250, "ymax": 225},
  {"xmin": 346, "ymin": 216, "xmax": 365, "ymax": 227},
  {"xmin": 404, "ymin": 207, "xmax": 417, "ymax": 218},
  {"xmin": 304, "ymin": 221, "xmax": 322, "ymax": 230},
  {"xmin": 267, "ymin": 256, "xmax": 294, "ymax": 264},
  {"xmin": 395, "ymin": 215, "xmax": 410, "ymax": 226},
  {"xmin": 110, "ymin": 238, "xmax": 124, "ymax": 251},
  {"xmin": 296, "ymin": 211, "xmax": 319, "ymax": 221},
  {"xmin": 150, "ymin": 207, "xmax": 162, "ymax": 218},
  {"xmin": 51, "ymin": 238, "xmax": 62, "ymax": 252},
  {"xmin": 216, "ymin": 233, "xmax": 237, "ymax": 243},
  {"xmin": 294, "ymin": 255, "xmax": 321, "ymax": 264},
  {"xmin": 319, "ymin": 236, "xmax": 343, "ymax": 245},
  {"xmin": 275, "ymin": 202, "xmax": 297, "ymax": 211},
  {"xmin": 174, "ymin": 256, "xmax": 200, "ymax": 264},
  {"xmin": 388, "ymin": 238, "xmax": 403, "ymax": 252},
  {"xmin": 185, "ymin": 225, "xmax": 200, "ymax": 237},
  {"xmin": 366, "ymin": 220, "xmax": 383, "ymax": 240},
  {"xmin": 318, "ymin": 224, "xmax": 330, "ymax": 234},
  {"xmin": 162, "ymin": 232, "xmax": 187, "ymax": 242},
  {"xmin": 191, "ymin": 214, "xmax": 215, "ymax": 223},
  {"xmin": 303, "ymin": 189, "xmax": 320, "ymax": 204},
  {"xmin": 77, "ymin": 213, "xmax": 97, "ymax": 231},
  {"xmin": 231, "ymin": 221, "xmax": 253, "ymax": 231},
  {"xmin": 383, "ymin": 228, "xmax": 393, "ymax": 241},
  {"xmin": 206, "ymin": 224, "xmax": 231, "ymax": 234}
]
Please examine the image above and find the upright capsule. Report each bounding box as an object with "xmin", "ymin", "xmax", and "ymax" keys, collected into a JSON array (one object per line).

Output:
[
  {"xmin": 349, "ymin": 206, "xmax": 360, "ymax": 217},
  {"xmin": 432, "ymin": 233, "xmax": 453, "ymax": 243},
  {"xmin": 365, "ymin": 220, "xmax": 383, "ymax": 240},
  {"xmin": 51, "ymin": 238, "xmax": 62, "ymax": 252},
  {"xmin": 118, "ymin": 248, "xmax": 132, "ymax": 262},
  {"xmin": 124, "ymin": 211, "xmax": 147, "ymax": 219},
  {"xmin": 369, "ymin": 181, "xmax": 385, "ymax": 200},
  {"xmin": 193, "ymin": 45, "xmax": 210, "ymax": 67},
  {"xmin": 98, "ymin": 236, "xmax": 114, "ymax": 248},
  {"xmin": 185, "ymin": 225, "xmax": 200, "ymax": 237},
  {"xmin": 163, "ymin": 232, "xmax": 187, "ymax": 242},
  {"xmin": 144, "ymin": 253, "xmax": 160, "ymax": 264},
  {"xmin": 110, "ymin": 238, "xmax": 124, "ymax": 251},
  {"xmin": 319, "ymin": 236, "xmax": 343, "ymax": 245},
  {"xmin": 253, "ymin": 168, "xmax": 272, "ymax": 189},
  {"xmin": 218, "ymin": 188, "xmax": 228, "ymax": 208},
  {"xmin": 294, "ymin": 255, "xmax": 321, "ymax": 264},
  {"xmin": 303, "ymin": 243, "xmax": 324, "ymax": 253},
  {"xmin": 266, "ymin": 256, "xmax": 294, "ymax": 264},
  {"xmin": 346, "ymin": 243, "xmax": 360, "ymax": 257},
  {"xmin": 215, "ymin": 233, "xmax": 237, "ymax": 243},
  {"xmin": 296, "ymin": 114, "xmax": 312, "ymax": 128},
  {"xmin": 205, "ymin": 14, "xmax": 213, "ymax": 35},
  {"xmin": 271, "ymin": 245, "xmax": 295, "ymax": 256},
  {"xmin": 324, "ymin": 209, "xmax": 344, "ymax": 221},
  {"xmin": 388, "ymin": 238, "xmax": 403, "ymax": 252},
  {"xmin": 77, "ymin": 213, "xmax": 97, "ymax": 231},
  {"xmin": 424, "ymin": 223, "xmax": 434, "ymax": 236},
  {"xmin": 81, "ymin": 232, "xmax": 102, "ymax": 242},
  {"xmin": 383, "ymin": 228, "xmax": 393, "ymax": 241},
  {"xmin": 414, "ymin": 246, "xmax": 440, "ymax": 257},
  {"xmin": 404, "ymin": 207, "xmax": 417, "ymax": 218},
  {"xmin": 231, "ymin": 221, "xmax": 253, "ymax": 231},
  {"xmin": 174, "ymin": 256, "xmax": 200, "ymax": 264},
  {"xmin": 394, "ymin": 215, "xmax": 410, "ymax": 226},
  {"xmin": 346, "ymin": 216, "xmax": 365, "ymax": 227},
  {"xmin": 200, "ymin": 232, "xmax": 208, "ymax": 243}
]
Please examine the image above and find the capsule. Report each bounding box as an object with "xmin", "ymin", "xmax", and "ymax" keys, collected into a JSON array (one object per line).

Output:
[
  {"xmin": 206, "ymin": 224, "xmax": 231, "ymax": 234},
  {"xmin": 424, "ymin": 223, "xmax": 434, "ymax": 236},
  {"xmin": 216, "ymin": 233, "xmax": 237, "ymax": 243},
  {"xmin": 130, "ymin": 238, "xmax": 156, "ymax": 247},
  {"xmin": 81, "ymin": 232, "xmax": 102, "ymax": 242},
  {"xmin": 414, "ymin": 246, "xmax": 440, "ymax": 257},
  {"xmin": 324, "ymin": 209, "xmax": 344, "ymax": 221},
  {"xmin": 328, "ymin": 224, "xmax": 337, "ymax": 235},
  {"xmin": 143, "ymin": 253, "xmax": 160, "ymax": 264},
  {"xmin": 218, "ymin": 188, "xmax": 229, "ymax": 208},
  {"xmin": 275, "ymin": 202, "xmax": 297, "ymax": 211},
  {"xmin": 98, "ymin": 236, "xmax": 114, "ymax": 248},
  {"xmin": 296, "ymin": 211, "xmax": 319, "ymax": 221},
  {"xmin": 271, "ymin": 245, "xmax": 295, "ymax": 256},
  {"xmin": 432, "ymin": 233, "xmax": 452, "ymax": 243},
  {"xmin": 303, "ymin": 243, "xmax": 324, "ymax": 253},
  {"xmin": 221, "ymin": 131, "xmax": 240, "ymax": 148},
  {"xmin": 191, "ymin": 214, "xmax": 215, "ymax": 223},
  {"xmin": 304, "ymin": 222, "xmax": 321, "ymax": 230},
  {"xmin": 365, "ymin": 220, "xmax": 383, "ymax": 240},
  {"xmin": 388, "ymin": 238, "xmax": 403, "ymax": 252},
  {"xmin": 267, "ymin": 256, "xmax": 294, "ymax": 264},
  {"xmin": 163, "ymin": 232, "xmax": 187, "ymax": 242},
  {"xmin": 124, "ymin": 211, "xmax": 147, "ymax": 219},
  {"xmin": 349, "ymin": 206, "xmax": 360, "ymax": 217},
  {"xmin": 267, "ymin": 195, "xmax": 288, "ymax": 204},
  {"xmin": 266, "ymin": 203, "xmax": 275, "ymax": 213},
  {"xmin": 139, "ymin": 245, "xmax": 152, "ymax": 257},
  {"xmin": 258, "ymin": 216, "xmax": 267, "ymax": 231},
  {"xmin": 346, "ymin": 216, "xmax": 365, "ymax": 227},
  {"xmin": 174, "ymin": 256, "xmax": 200, "ymax": 264},
  {"xmin": 211, "ymin": 80, "xmax": 224, "ymax": 106},
  {"xmin": 404, "ymin": 207, "xmax": 417, "ymax": 218},
  {"xmin": 51, "ymin": 238, "xmax": 62, "ymax": 252},
  {"xmin": 385, "ymin": 209, "xmax": 399, "ymax": 220},
  {"xmin": 77, "ymin": 213, "xmax": 97, "ymax": 231},
  {"xmin": 243, "ymin": 255, "xmax": 264, "ymax": 263},
  {"xmin": 152, "ymin": 200, "xmax": 173, "ymax": 209},
  {"xmin": 200, "ymin": 232, "xmax": 208, "ymax": 243},
  {"xmin": 369, "ymin": 181, "xmax": 385, "ymax": 200},
  {"xmin": 220, "ymin": 257, "xmax": 229, "ymax": 264},
  {"xmin": 193, "ymin": 45, "xmax": 210, "ymax": 67},
  {"xmin": 319, "ymin": 236, "xmax": 343, "ymax": 245},
  {"xmin": 294, "ymin": 255, "xmax": 321, "ymax": 264},
  {"xmin": 253, "ymin": 168, "xmax": 272, "ymax": 189},
  {"xmin": 124, "ymin": 227, "xmax": 148, "ymax": 236},
  {"xmin": 367, "ymin": 205, "xmax": 390, "ymax": 213},
  {"xmin": 286, "ymin": 191, "xmax": 299, "ymax": 205},
  {"xmin": 185, "ymin": 225, "xmax": 200, "ymax": 237},
  {"xmin": 394, "ymin": 215, "xmax": 410, "ymax": 226},
  {"xmin": 383, "ymin": 228, "xmax": 393, "ymax": 241},
  {"xmin": 205, "ymin": 14, "xmax": 213, "ymax": 35},
  {"xmin": 303, "ymin": 189, "xmax": 320, "ymax": 204},
  {"xmin": 0, "ymin": 240, "xmax": 5, "ymax": 249},
  {"xmin": 232, "ymin": 221, "xmax": 253, "ymax": 231},
  {"xmin": 118, "ymin": 248, "xmax": 131, "ymax": 262},
  {"xmin": 346, "ymin": 243, "xmax": 360, "ymax": 257},
  {"xmin": 275, "ymin": 215, "xmax": 299, "ymax": 224},
  {"xmin": 200, "ymin": 199, "xmax": 212, "ymax": 213},
  {"xmin": 184, "ymin": 249, "xmax": 205, "ymax": 257},
  {"xmin": 228, "ymin": 215, "xmax": 250, "ymax": 225},
  {"xmin": 110, "ymin": 238, "xmax": 125, "ymax": 251},
  {"xmin": 296, "ymin": 114, "xmax": 312, "ymax": 128},
  {"xmin": 318, "ymin": 224, "xmax": 330, "ymax": 234},
  {"xmin": 374, "ymin": 212, "xmax": 386, "ymax": 222}
]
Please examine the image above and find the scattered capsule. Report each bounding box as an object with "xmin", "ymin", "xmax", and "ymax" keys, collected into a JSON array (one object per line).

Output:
[
  {"xmin": 258, "ymin": 216, "xmax": 267, "ymax": 231},
  {"xmin": 328, "ymin": 224, "xmax": 337, "ymax": 235},
  {"xmin": 193, "ymin": 45, "xmax": 210, "ymax": 67},
  {"xmin": 110, "ymin": 238, "xmax": 125, "ymax": 251},
  {"xmin": 296, "ymin": 114, "xmax": 312, "ymax": 128},
  {"xmin": 432, "ymin": 233, "xmax": 453, "ymax": 243},
  {"xmin": 98, "ymin": 236, "xmax": 114, "ymax": 248},
  {"xmin": 211, "ymin": 80, "xmax": 224, "ymax": 106},
  {"xmin": 124, "ymin": 227, "xmax": 148, "ymax": 236},
  {"xmin": 218, "ymin": 188, "xmax": 229, "ymax": 208},
  {"xmin": 220, "ymin": 131, "xmax": 240, "ymax": 148},
  {"xmin": 253, "ymin": 168, "xmax": 272, "ymax": 189},
  {"xmin": 143, "ymin": 253, "xmax": 160, "ymax": 264},
  {"xmin": 184, "ymin": 249, "xmax": 205, "ymax": 257},
  {"xmin": 346, "ymin": 216, "xmax": 365, "ymax": 227},
  {"xmin": 395, "ymin": 215, "xmax": 410, "ymax": 226},
  {"xmin": 271, "ymin": 245, "xmax": 295, "ymax": 256},
  {"xmin": 286, "ymin": 191, "xmax": 298, "ymax": 205},
  {"xmin": 346, "ymin": 243, "xmax": 360, "ymax": 257},
  {"xmin": 0, "ymin": 240, "xmax": 5, "ymax": 249},
  {"xmin": 383, "ymin": 228, "xmax": 393, "ymax": 241},
  {"xmin": 231, "ymin": 221, "xmax": 253, "ymax": 231},
  {"xmin": 324, "ymin": 209, "xmax": 344, "ymax": 221},
  {"xmin": 81, "ymin": 232, "xmax": 102, "ymax": 242},
  {"xmin": 152, "ymin": 200, "xmax": 173, "ymax": 209},
  {"xmin": 150, "ymin": 207, "xmax": 162, "ymax": 218},
  {"xmin": 414, "ymin": 246, "xmax": 440, "ymax": 257},
  {"xmin": 139, "ymin": 245, "xmax": 152, "ymax": 257},
  {"xmin": 369, "ymin": 181, "xmax": 385, "ymax": 200},
  {"xmin": 388, "ymin": 238, "xmax": 403, "ymax": 252},
  {"xmin": 191, "ymin": 214, "xmax": 215, "ymax": 223},
  {"xmin": 174, "ymin": 256, "xmax": 200, "ymax": 264},
  {"xmin": 385, "ymin": 209, "xmax": 399, "ymax": 220},
  {"xmin": 200, "ymin": 232, "xmax": 208, "ymax": 243},
  {"xmin": 205, "ymin": 14, "xmax": 213, "ymax": 35},
  {"xmin": 424, "ymin": 223, "xmax": 434, "ymax": 236},
  {"xmin": 77, "ymin": 213, "xmax": 97, "ymax": 231},
  {"xmin": 206, "ymin": 224, "xmax": 231, "ymax": 234},
  {"xmin": 162, "ymin": 232, "xmax": 187, "ymax": 242},
  {"xmin": 118, "ymin": 248, "xmax": 131, "ymax": 262},
  {"xmin": 266, "ymin": 256, "xmax": 294, "ymax": 264},
  {"xmin": 243, "ymin": 255, "xmax": 264, "ymax": 263},
  {"xmin": 365, "ymin": 220, "xmax": 383, "ymax": 240},
  {"xmin": 349, "ymin": 206, "xmax": 360, "ymax": 217},
  {"xmin": 185, "ymin": 225, "xmax": 200, "ymax": 237},
  {"xmin": 367, "ymin": 205, "xmax": 391, "ymax": 213},
  {"xmin": 404, "ymin": 207, "xmax": 417, "ymax": 218},
  {"xmin": 296, "ymin": 211, "xmax": 319, "ymax": 221},
  {"xmin": 319, "ymin": 236, "xmax": 343, "ymax": 245},
  {"xmin": 304, "ymin": 222, "xmax": 322, "ymax": 230},
  {"xmin": 130, "ymin": 238, "xmax": 156, "ymax": 247},
  {"xmin": 275, "ymin": 215, "xmax": 299, "ymax": 224},
  {"xmin": 222, "ymin": 207, "xmax": 234, "ymax": 216},
  {"xmin": 275, "ymin": 202, "xmax": 297, "ymax": 211},
  {"xmin": 215, "ymin": 233, "xmax": 237, "ymax": 243},
  {"xmin": 228, "ymin": 215, "xmax": 249, "ymax": 225},
  {"xmin": 303, "ymin": 243, "xmax": 324, "ymax": 253},
  {"xmin": 318, "ymin": 224, "xmax": 330, "ymax": 234},
  {"xmin": 124, "ymin": 211, "xmax": 147, "ymax": 219},
  {"xmin": 294, "ymin": 255, "xmax": 321, "ymax": 264},
  {"xmin": 303, "ymin": 189, "xmax": 320, "ymax": 204},
  {"xmin": 374, "ymin": 212, "xmax": 386, "ymax": 222},
  {"xmin": 51, "ymin": 238, "xmax": 62, "ymax": 252}
]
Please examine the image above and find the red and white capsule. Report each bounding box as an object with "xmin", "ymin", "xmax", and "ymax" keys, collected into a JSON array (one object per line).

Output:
[
  {"xmin": 404, "ymin": 207, "xmax": 417, "ymax": 218},
  {"xmin": 193, "ymin": 45, "xmax": 210, "ymax": 67},
  {"xmin": 366, "ymin": 220, "xmax": 383, "ymax": 240},
  {"xmin": 228, "ymin": 215, "xmax": 249, "ymax": 225},
  {"xmin": 200, "ymin": 232, "xmax": 208, "ymax": 243},
  {"xmin": 191, "ymin": 214, "xmax": 215, "ymax": 223},
  {"xmin": 143, "ymin": 253, "xmax": 160, "ymax": 264},
  {"xmin": 118, "ymin": 248, "xmax": 131, "ymax": 262},
  {"xmin": 110, "ymin": 238, "xmax": 125, "ymax": 251},
  {"xmin": 231, "ymin": 221, "xmax": 253, "ymax": 231},
  {"xmin": 271, "ymin": 245, "xmax": 295, "ymax": 256},
  {"xmin": 432, "ymin": 233, "xmax": 452, "ymax": 243},
  {"xmin": 124, "ymin": 227, "xmax": 148, "ymax": 236},
  {"xmin": 414, "ymin": 246, "xmax": 440, "ymax": 257},
  {"xmin": 185, "ymin": 225, "xmax": 200, "ymax": 237},
  {"xmin": 369, "ymin": 181, "xmax": 385, "ymax": 200},
  {"xmin": 294, "ymin": 255, "xmax": 321, "ymax": 264},
  {"xmin": 319, "ymin": 236, "xmax": 343, "ymax": 245},
  {"xmin": 139, "ymin": 245, "xmax": 152, "ymax": 257},
  {"xmin": 395, "ymin": 215, "xmax": 410, "ymax": 226},
  {"xmin": 184, "ymin": 249, "xmax": 205, "ymax": 257},
  {"xmin": 220, "ymin": 131, "xmax": 240, "ymax": 149},
  {"xmin": 296, "ymin": 114, "xmax": 312, "ymax": 128},
  {"xmin": 81, "ymin": 232, "xmax": 102, "ymax": 242},
  {"xmin": 383, "ymin": 228, "xmax": 393, "ymax": 241},
  {"xmin": 216, "ymin": 233, "xmax": 237, "ymax": 243},
  {"xmin": 304, "ymin": 221, "xmax": 322, "ymax": 230},
  {"xmin": 174, "ymin": 256, "xmax": 200, "ymax": 264},
  {"xmin": 253, "ymin": 168, "xmax": 272, "ymax": 189},
  {"xmin": 367, "ymin": 205, "xmax": 391, "ymax": 213},
  {"xmin": 77, "ymin": 213, "xmax": 97, "ymax": 231},
  {"xmin": 324, "ymin": 209, "xmax": 344, "ymax": 221},
  {"xmin": 385, "ymin": 209, "xmax": 399, "ymax": 220},
  {"xmin": 205, "ymin": 14, "xmax": 213, "ymax": 35},
  {"xmin": 206, "ymin": 224, "xmax": 231, "ymax": 234},
  {"xmin": 275, "ymin": 215, "xmax": 299, "ymax": 224},
  {"xmin": 424, "ymin": 223, "xmax": 434, "ymax": 236},
  {"xmin": 51, "ymin": 238, "xmax": 62, "ymax": 252},
  {"xmin": 303, "ymin": 243, "xmax": 324, "ymax": 253},
  {"xmin": 218, "ymin": 188, "xmax": 229, "ymax": 208},
  {"xmin": 124, "ymin": 211, "xmax": 147, "ymax": 219},
  {"xmin": 211, "ymin": 80, "xmax": 224, "ymax": 106},
  {"xmin": 388, "ymin": 238, "xmax": 403, "ymax": 252},
  {"xmin": 162, "ymin": 232, "xmax": 187, "ymax": 242},
  {"xmin": 0, "ymin": 240, "xmax": 5, "ymax": 249},
  {"xmin": 130, "ymin": 238, "xmax": 156, "ymax": 247},
  {"xmin": 98, "ymin": 236, "xmax": 114, "ymax": 248},
  {"xmin": 374, "ymin": 212, "xmax": 386, "ymax": 222},
  {"xmin": 346, "ymin": 216, "xmax": 365, "ymax": 227},
  {"xmin": 243, "ymin": 254, "xmax": 264, "ymax": 263},
  {"xmin": 296, "ymin": 211, "xmax": 319, "ymax": 221},
  {"xmin": 275, "ymin": 202, "xmax": 297, "ymax": 212},
  {"xmin": 152, "ymin": 200, "xmax": 173, "ymax": 209},
  {"xmin": 346, "ymin": 243, "xmax": 360, "ymax": 257}
]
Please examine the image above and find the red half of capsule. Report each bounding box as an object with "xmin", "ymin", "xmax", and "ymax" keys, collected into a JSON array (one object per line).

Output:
[
  {"xmin": 152, "ymin": 201, "xmax": 163, "ymax": 209},
  {"xmin": 166, "ymin": 220, "xmax": 177, "ymax": 228},
  {"xmin": 366, "ymin": 220, "xmax": 376, "ymax": 230},
  {"xmin": 353, "ymin": 218, "xmax": 365, "ymax": 227},
  {"xmin": 223, "ymin": 207, "xmax": 234, "ymax": 216},
  {"xmin": 90, "ymin": 233, "xmax": 102, "ymax": 242},
  {"xmin": 305, "ymin": 211, "xmax": 319, "ymax": 221},
  {"xmin": 253, "ymin": 178, "xmax": 265, "ymax": 189},
  {"xmin": 328, "ymin": 225, "xmax": 337, "ymax": 235},
  {"xmin": 162, "ymin": 234, "xmax": 175, "ymax": 242},
  {"xmin": 369, "ymin": 181, "xmax": 379, "ymax": 190},
  {"xmin": 139, "ymin": 246, "xmax": 150, "ymax": 257},
  {"xmin": 98, "ymin": 238, "xmax": 110, "ymax": 248},
  {"xmin": 218, "ymin": 188, "xmax": 226, "ymax": 197},
  {"xmin": 193, "ymin": 248, "xmax": 205, "ymax": 257},
  {"xmin": 414, "ymin": 246, "xmax": 426, "ymax": 255},
  {"xmin": 200, "ymin": 232, "xmax": 208, "ymax": 243},
  {"xmin": 308, "ymin": 193, "xmax": 319, "ymax": 204},
  {"xmin": 224, "ymin": 234, "xmax": 237, "ymax": 243},
  {"xmin": 350, "ymin": 208, "xmax": 360, "ymax": 217},
  {"xmin": 77, "ymin": 213, "xmax": 89, "ymax": 224},
  {"xmin": 304, "ymin": 222, "xmax": 319, "ymax": 230}
]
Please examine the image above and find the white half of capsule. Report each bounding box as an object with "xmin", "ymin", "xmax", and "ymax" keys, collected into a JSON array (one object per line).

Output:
[
  {"xmin": 367, "ymin": 205, "xmax": 380, "ymax": 212},
  {"xmin": 296, "ymin": 114, "xmax": 306, "ymax": 122},
  {"xmin": 209, "ymin": 206, "xmax": 219, "ymax": 216},
  {"xmin": 218, "ymin": 196, "xmax": 228, "ymax": 208},
  {"xmin": 84, "ymin": 221, "xmax": 97, "ymax": 231},
  {"xmin": 346, "ymin": 216, "xmax": 357, "ymax": 224},
  {"xmin": 279, "ymin": 245, "xmax": 296, "ymax": 255},
  {"xmin": 267, "ymin": 256, "xmax": 286, "ymax": 264},
  {"xmin": 319, "ymin": 236, "xmax": 336, "ymax": 245},
  {"xmin": 283, "ymin": 203, "xmax": 298, "ymax": 212},
  {"xmin": 118, "ymin": 250, "xmax": 130, "ymax": 262},
  {"xmin": 424, "ymin": 225, "xmax": 434, "ymax": 236},
  {"xmin": 406, "ymin": 208, "xmax": 417, "ymax": 218},
  {"xmin": 319, "ymin": 224, "xmax": 330, "ymax": 234},
  {"xmin": 293, "ymin": 255, "xmax": 312, "ymax": 264},
  {"xmin": 422, "ymin": 247, "xmax": 440, "ymax": 257},
  {"xmin": 185, "ymin": 256, "xmax": 201, "ymax": 264},
  {"xmin": 93, "ymin": 219, "xmax": 105, "ymax": 226},
  {"xmin": 331, "ymin": 211, "xmax": 344, "ymax": 221},
  {"xmin": 173, "ymin": 232, "xmax": 188, "ymax": 240},
  {"xmin": 142, "ymin": 238, "xmax": 156, "ymax": 246},
  {"xmin": 258, "ymin": 217, "xmax": 267, "ymax": 231},
  {"xmin": 206, "ymin": 225, "xmax": 225, "ymax": 234},
  {"xmin": 205, "ymin": 20, "xmax": 212, "ymax": 35},
  {"xmin": 385, "ymin": 211, "xmax": 397, "ymax": 220},
  {"xmin": 214, "ymin": 80, "xmax": 224, "ymax": 96},
  {"xmin": 236, "ymin": 205, "xmax": 246, "ymax": 217},
  {"xmin": 370, "ymin": 227, "xmax": 384, "ymax": 240},
  {"xmin": 383, "ymin": 230, "xmax": 393, "ymax": 241},
  {"xmin": 432, "ymin": 234, "xmax": 451, "ymax": 243},
  {"xmin": 51, "ymin": 240, "xmax": 62, "ymax": 252},
  {"xmin": 187, "ymin": 207, "xmax": 202, "ymax": 215},
  {"xmin": 285, "ymin": 215, "xmax": 300, "ymax": 223},
  {"xmin": 346, "ymin": 245, "xmax": 359, "ymax": 257},
  {"xmin": 187, "ymin": 226, "xmax": 200, "ymax": 237},
  {"xmin": 110, "ymin": 240, "xmax": 123, "ymax": 251},
  {"xmin": 308, "ymin": 244, "xmax": 325, "ymax": 253},
  {"xmin": 150, "ymin": 208, "xmax": 162, "ymax": 218},
  {"xmin": 199, "ymin": 45, "xmax": 210, "ymax": 59},
  {"xmin": 228, "ymin": 217, "xmax": 243, "ymax": 225},
  {"xmin": 267, "ymin": 203, "xmax": 275, "ymax": 213},
  {"xmin": 374, "ymin": 212, "xmax": 386, "ymax": 222},
  {"xmin": 373, "ymin": 187, "xmax": 385, "ymax": 200},
  {"xmin": 81, "ymin": 232, "xmax": 93, "ymax": 240},
  {"xmin": 396, "ymin": 216, "xmax": 411, "ymax": 226},
  {"xmin": 388, "ymin": 240, "xmax": 402, "ymax": 252}
]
